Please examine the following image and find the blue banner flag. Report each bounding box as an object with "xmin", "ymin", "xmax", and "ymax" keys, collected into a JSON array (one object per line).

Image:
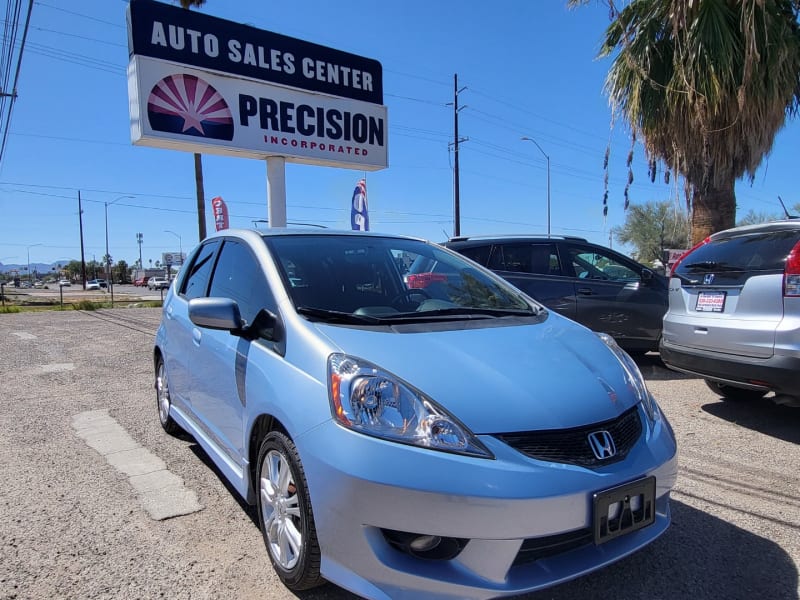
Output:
[{"xmin": 351, "ymin": 179, "xmax": 369, "ymax": 231}]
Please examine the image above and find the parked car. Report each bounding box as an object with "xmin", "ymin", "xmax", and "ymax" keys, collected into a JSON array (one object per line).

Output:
[
  {"xmin": 58, "ymin": 279, "xmax": 71, "ymax": 287},
  {"xmin": 86, "ymin": 280, "xmax": 101, "ymax": 291},
  {"xmin": 134, "ymin": 276, "xmax": 150, "ymax": 287},
  {"xmin": 661, "ymin": 220, "xmax": 800, "ymax": 406},
  {"xmin": 424, "ymin": 235, "xmax": 668, "ymax": 353},
  {"xmin": 148, "ymin": 277, "xmax": 169, "ymax": 290},
  {"xmin": 96, "ymin": 279, "xmax": 108, "ymax": 288},
  {"xmin": 154, "ymin": 229, "xmax": 677, "ymax": 599}
]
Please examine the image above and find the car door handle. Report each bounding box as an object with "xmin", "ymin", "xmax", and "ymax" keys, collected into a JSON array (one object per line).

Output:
[
  {"xmin": 192, "ymin": 328, "xmax": 202, "ymax": 346},
  {"xmin": 577, "ymin": 287, "xmax": 594, "ymax": 295},
  {"xmin": 166, "ymin": 305, "xmax": 174, "ymax": 319}
]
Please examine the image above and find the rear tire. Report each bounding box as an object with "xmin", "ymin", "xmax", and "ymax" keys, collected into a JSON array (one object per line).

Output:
[
  {"xmin": 256, "ymin": 431, "xmax": 323, "ymax": 591},
  {"xmin": 155, "ymin": 356, "xmax": 181, "ymax": 435},
  {"xmin": 705, "ymin": 380, "xmax": 768, "ymax": 401}
]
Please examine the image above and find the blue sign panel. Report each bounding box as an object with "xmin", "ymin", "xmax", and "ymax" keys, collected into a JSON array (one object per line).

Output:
[{"xmin": 127, "ymin": 0, "xmax": 383, "ymax": 105}]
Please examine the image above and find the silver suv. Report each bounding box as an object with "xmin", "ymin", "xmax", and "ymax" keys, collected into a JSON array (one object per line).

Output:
[{"xmin": 660, "ymin": 220, "xmax": 800, "ymax": 406}]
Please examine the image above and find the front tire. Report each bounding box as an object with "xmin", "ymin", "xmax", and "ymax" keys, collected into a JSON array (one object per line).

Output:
[
  {"xmin": 705, "ymin": 380, "xmax": 768, "ymax": 401},
  {"xmin": 155, "ymin": 356, "xmax": 181, "ymax": 435},
  {"xmin": 256, "ymin": 431, "xmax": 322, "ymax": 591}
]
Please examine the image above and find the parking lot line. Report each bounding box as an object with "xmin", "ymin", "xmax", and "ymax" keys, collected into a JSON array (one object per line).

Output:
[{"xmin": 72, "ymin": 409, "xmax": 203, "ymax": 520}]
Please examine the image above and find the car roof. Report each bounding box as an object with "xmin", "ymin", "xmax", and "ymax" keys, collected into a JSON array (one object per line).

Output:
[
  {"xmin": 446, "ymin": 234, "xmax": 588, "ymax": 245},
  {"xmin": 711, "ymin": 219, "xmax": 800, "ymax": 240},
  {"xmin": 203, "ymin": 227, "xmax": 432, "ymax": 244}
]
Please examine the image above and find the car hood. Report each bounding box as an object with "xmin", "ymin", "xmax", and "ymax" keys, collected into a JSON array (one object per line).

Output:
[{"xmin": 312, "ymin": 315, "xmax": 641, "ymax": 433}]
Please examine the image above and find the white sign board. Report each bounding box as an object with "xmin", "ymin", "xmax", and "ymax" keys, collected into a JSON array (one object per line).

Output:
[
  {"xmin": 162, "ymin": 251, "xmax": 185, "ymax": 265},
  {"xmin": 129, "ymin": 57, "xmax": 387, "ymax": 170},
  {"xmin": 126, "ymin": 0, "xmax": 387, "ymax": 171}
]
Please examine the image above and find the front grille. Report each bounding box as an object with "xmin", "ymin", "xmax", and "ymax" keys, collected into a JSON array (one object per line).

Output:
[
  {"xmin": 496, "ymin": 405, "xmax": 642, "ymax": 467},
  {"xmin": 512, "ymin": 528, "xmax": 594, "ymax": 566}
]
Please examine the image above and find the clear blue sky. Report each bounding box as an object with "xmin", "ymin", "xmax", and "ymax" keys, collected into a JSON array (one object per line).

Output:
[{"xmin": 1, "ymin": 0, "xmax": 798, "ymax": 270}]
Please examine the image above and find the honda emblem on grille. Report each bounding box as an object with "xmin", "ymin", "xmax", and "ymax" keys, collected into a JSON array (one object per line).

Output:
[
  {"xmin": 703, "ymin": 273, "xmax": 715, "ymax": 285},
  {"xmin": 588, "ymin": 430, "xmax": 617, "ymax": 460}
]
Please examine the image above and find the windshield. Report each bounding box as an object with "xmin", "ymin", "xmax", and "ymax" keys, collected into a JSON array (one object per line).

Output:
[{"xmin": 264, "ymin": 234, "xmax": 535, "ymax": 321}]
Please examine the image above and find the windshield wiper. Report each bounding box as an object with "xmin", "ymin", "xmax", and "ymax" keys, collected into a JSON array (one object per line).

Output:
[
  {"xmin": 375, "ymin": 306, "xmax": 537, "ymax": 323},
  {"xmin": 296, "ymin": 306, "xmax": 383, "ymax": 324}
]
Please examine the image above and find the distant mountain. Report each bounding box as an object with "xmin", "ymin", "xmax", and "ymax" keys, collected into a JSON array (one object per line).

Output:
[{"xmin": 0, "ymin": 261, "xmax": 75, "ymax": 275}]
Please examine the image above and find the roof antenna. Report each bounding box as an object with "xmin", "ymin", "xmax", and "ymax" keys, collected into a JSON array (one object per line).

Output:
[{"xmin": 778, "ymin": 196, "xmax": 798, "ymax": 219}]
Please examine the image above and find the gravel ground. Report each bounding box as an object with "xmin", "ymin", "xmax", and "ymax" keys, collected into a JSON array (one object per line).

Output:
[{"xmin": 1, "ymin": 308, "xmax": 798, "ymax": 600}]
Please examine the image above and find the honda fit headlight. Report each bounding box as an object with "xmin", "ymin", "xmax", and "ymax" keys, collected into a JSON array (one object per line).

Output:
[
  {"xmin": 328, "ymin": 354, "xmax": 493, "ymax": 458},
  {"xmin": 596, "ymin": 333, "xmax": 660, "ymax": 423}
]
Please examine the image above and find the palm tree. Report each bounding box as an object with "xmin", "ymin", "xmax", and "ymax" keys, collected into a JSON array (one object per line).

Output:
[
  {"xmin": 571, "ymin": 0, "xmax": 800, "ymax": 244},
  {"xmin": 179, "ymin": 0, "xmax": 208, "ymax": 241}
]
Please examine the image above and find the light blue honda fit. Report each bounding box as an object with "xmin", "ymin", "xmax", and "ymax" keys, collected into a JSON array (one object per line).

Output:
[{"xmin": 154, "ymin": 228, "xmax": 677, "ymax": 600}]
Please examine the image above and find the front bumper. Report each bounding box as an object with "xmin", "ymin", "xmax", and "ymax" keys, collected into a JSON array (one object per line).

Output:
[
  {"xmin": 297, "ymin": 407, "xmax": 678, "ymax": 600},
  {"xmin": 660, "ymin": 339, "xmax": 800, "ymax": 395}
]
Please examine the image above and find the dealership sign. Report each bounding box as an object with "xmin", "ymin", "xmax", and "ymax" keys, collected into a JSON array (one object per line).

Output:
[{"xmin": 126, "ymin": 0, "xmax": 387, "ymax": 170}]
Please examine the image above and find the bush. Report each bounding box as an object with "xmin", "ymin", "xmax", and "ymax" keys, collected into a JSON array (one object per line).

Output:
[
  {"xmin": 0, "ymin": 305, "xmax": 20, "ymax": 313},
  {"xmin": 73, "ymin": 300, "xmax": 98, "ymax": 311}
]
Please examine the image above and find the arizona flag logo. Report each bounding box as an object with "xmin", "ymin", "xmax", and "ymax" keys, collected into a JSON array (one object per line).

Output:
[
  {"xmin": 351, "ymin": 179, "xmax": 369, "ymax": 231},
  {"xmin": 147, "ymin": 74, "xmax": 234, "ymax": 141},
  {"xmin": 211, "ymin": 196, "xmax": 229, "ymax": 231}
]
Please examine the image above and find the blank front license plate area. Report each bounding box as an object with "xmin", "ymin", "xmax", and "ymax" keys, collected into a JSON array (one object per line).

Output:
[{"xmin": 593, "ymin": 477, "xmax": 656, "ymax": 545}]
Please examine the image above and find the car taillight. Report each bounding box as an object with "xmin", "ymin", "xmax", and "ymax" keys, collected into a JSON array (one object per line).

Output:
[
  {"xmin": 669, "ymin": 236, "xmax": 711, "ymax": 276},
  {"xmin": 405, "ymin": 272, "xmax": 447, "ymax": 289},
  {"xmin": 783, "ymin": 240, "xmax": 800, "ymax": 297}
]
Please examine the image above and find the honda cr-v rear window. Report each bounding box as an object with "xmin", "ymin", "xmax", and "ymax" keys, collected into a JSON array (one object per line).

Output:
[{"xmin": 675, "ymin": 230, "xmax": 800, "ymax": 274}]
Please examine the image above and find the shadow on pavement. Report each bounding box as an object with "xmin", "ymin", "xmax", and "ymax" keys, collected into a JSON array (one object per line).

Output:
[
  {"xmin": 188, "ymin": 442, "xmax": 260, "ymax": 527},
  {"xmin": 507, "ymin": 499, "xmax": 799, "ymax": 600},
  {"xmin": 701, "ymin": 399, "xmax": 800, "ymax": 445},
  {"xmin": 633, "ymin": 352, "xmax": 696, "ymax": 382}
]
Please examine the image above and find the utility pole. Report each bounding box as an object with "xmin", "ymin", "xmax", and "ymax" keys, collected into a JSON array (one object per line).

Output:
[
  {"xmin": 137, "ymin": 232, "xmax": 143, "ymax": 269},
  {"xmin": 78, "ymin": 190, "xmax": 87, "ymax": 289},
  {"xmin": 449, "ymin": 74, "xmax": 468, "ymax": 238}
]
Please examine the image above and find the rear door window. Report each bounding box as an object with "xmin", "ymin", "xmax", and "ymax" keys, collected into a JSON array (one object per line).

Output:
[
  {"xmin": 488, "ymin": 243, "xmax": 562, "ymax": 276},
  {"xmin": 457, "ymin": 245, "xmax": 492, "ymax": 267}
]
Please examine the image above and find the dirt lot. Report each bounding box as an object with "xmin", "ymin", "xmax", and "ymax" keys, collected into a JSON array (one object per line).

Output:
[{"xmin": 1, "ymin": 308, "xmax": 798, "ymax": 600}]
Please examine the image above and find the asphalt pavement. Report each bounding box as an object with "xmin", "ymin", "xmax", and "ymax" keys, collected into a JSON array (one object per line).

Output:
[{"xmin": 1, "ymin": 308, "xmax": 798, "ymax": 600}]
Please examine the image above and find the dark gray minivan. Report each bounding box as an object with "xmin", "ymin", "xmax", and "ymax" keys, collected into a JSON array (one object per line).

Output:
[{"xmin": 422, "ymin": 235, "xmax": 668, "ymax": 353}]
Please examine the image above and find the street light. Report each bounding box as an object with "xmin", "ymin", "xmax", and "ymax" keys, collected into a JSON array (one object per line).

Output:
[
  {"xmin": 521, "ymin": 136, "xmax": 551, "ymax": 237},
  {"xmin": 164, "ymin": 230, "xmax": 182, "ymax": 280},
  {"xmin": 136, "ymin": 232, "xmax": 143, "ymax": 270},
  {"xmin": 105, "ymin": 195, "xmax": 134, "ymax": 301},
  {"xmin": 163, "ymin": 230, "xmax": 182, "ymax": 261},
  {"xmin": 27, "ymin": 243, "xmax": 42, "ymax": 283}
]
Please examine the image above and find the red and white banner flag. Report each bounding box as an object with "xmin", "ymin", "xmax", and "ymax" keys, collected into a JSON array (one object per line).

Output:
[{"xmin": 211, "ymin": 196, "xmax": 229, "ymax": 231}]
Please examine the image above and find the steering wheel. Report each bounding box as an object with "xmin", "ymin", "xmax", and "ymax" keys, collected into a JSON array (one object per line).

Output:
[{"xmin": 391, "ymin": 288, "xmax": 431, "ymax": 308}]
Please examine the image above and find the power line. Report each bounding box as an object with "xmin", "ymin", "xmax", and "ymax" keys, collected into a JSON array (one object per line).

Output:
[
  {"xmin": 33, "ymin": 1, "xmax": 124, "ymax": 28},
  {"xmin": 0, "ymin": 0, "xmax": 32, "ymax": 166}
]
